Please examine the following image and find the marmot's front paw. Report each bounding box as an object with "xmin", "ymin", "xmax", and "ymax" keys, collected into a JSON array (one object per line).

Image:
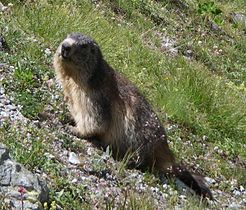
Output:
[
  {"xmin": 65, "ymin": 125, "xmax": 92, "ymax": 140},
  {"xmin": 64, "ymin": 125, "xmax": 80, "ymax": 137}
]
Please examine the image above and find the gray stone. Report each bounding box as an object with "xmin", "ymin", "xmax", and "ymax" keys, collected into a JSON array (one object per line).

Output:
[
  {"xmin": 68, "ymin": 152, "xmax": 81, "ymax": 165},
  {"xmin": 12, "ymin": 169, "xmax": 39, "ymax": 190},
  {"xmin": 3, "ymin": 99, "xmax": 10, "ymax": 105},
  {"xmin": 228, "ymin": 202, "xmax": 241, "ymax": 209},
  {"xmin": 6, "ymin": 104, "xmax": 16, "ymax": 111},
  {"xmin": 0, "ymin": 144, "xmax": 49, "ymax": 209},
  {"xmin": 233, "ymin": 190, "xmax": 241, "ymax": 196},
  {"xmin": 0, "ymin": 87, "xmax": 5, "ymax": 94},
  {"xmin": 0, "ymin": 3, "xmax": 7, "ymax": 12},
  {"xmin": 0, "ymin": 162, "xmax": 12, "ymax": 186},
  {"xmin": 6, "ymin": 198, "xmax": 41, "ymax": 210},
  {"xmin": 210, "ymin": 21, "xmax": 220, "ymax": 31},
  {"xmin": 0, "ymin": 111, "xmax": 8, "ymax": 118},
  {"xmin": 232, "ymin": 13, "xmax": 246, "ymax": 27},
  {"xmin": 0, "ymin": 144, "xmax": 10, "ymax": 163},
  {"xmin": 204, "ymin": 177, "xmax": 216, "ymax": 186}
]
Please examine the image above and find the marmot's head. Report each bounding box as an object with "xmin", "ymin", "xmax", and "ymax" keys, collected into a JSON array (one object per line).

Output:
[
  {"xmin": 54, "ymin": 33, "xmax": 106, "ymax": 87},
  {"xmin": 55, "ymin": 33, "xmax": 102, "ymax": 70}
]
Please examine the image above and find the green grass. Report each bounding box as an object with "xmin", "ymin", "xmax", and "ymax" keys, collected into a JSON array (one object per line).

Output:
[{"xmin": 0, "ymin": 0, "xmax": 245, "ymax": 209}]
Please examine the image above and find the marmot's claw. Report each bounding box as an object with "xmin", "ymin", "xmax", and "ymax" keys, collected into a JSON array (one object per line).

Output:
[
  {"xmin": 65, "ymin": 125, "xmax": 90, "ymax": 140},
  {"xmin": 64, "ymin": 125, "xmax": 78, "ymax": 136}
]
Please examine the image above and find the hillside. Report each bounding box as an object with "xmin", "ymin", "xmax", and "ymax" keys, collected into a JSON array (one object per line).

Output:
[{"xmin": 0, "ymin": 0, "xmax": 245, "ymax": 209}]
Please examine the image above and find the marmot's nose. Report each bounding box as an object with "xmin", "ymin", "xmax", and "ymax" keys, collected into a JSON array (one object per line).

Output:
[{"xmin": 61, "ymin": 42, "xmax": 71, "ymax": 59}]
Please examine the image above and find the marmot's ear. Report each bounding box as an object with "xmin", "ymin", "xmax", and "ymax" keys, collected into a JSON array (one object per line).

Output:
[{"xmin": 93, "ymin": 41, "xmax": 99, "ymax": 47}]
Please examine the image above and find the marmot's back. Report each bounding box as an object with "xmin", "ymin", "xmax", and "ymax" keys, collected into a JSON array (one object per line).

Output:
[
  {"xmin": 53, "ymin": 32, "xmax": 213, "ymax": 200},
  {"xmin": 110, "ymin": 72, "xmax": 175, "ymax": 168}
]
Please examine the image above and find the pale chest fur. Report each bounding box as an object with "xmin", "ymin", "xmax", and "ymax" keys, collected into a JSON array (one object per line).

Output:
[
  {"xmin": 62, "ymin": 77, "xmax": 103, "ymax": 136},
  {"xmin": 55, "ymin": 64, "xmax": 141, "ymax": 152}
]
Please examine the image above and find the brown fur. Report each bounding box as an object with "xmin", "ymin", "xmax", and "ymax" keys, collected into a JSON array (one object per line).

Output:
[{"xmin": 53, "ymin": 33, "xmax": 213, "ymax": 199}]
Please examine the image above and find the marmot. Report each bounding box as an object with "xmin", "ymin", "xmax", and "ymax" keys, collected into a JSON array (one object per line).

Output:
[{"xmin": 53, "ymin": 33, "xmax": 213, "ymax": 200}]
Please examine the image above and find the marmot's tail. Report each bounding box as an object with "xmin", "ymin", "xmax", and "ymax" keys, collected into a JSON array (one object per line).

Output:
[{"xmin": 171, "ymin": 164, "xmax": 213, "ymax": 200}]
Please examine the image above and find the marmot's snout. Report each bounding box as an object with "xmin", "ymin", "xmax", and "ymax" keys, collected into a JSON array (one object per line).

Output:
[{"xmin": 61, "ymin": 42, "xmax": 72, "ymax": 59}]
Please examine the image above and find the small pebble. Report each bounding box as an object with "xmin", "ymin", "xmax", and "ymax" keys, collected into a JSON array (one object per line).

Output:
[
  {"xmin": 71, "ymin": 178, "xmax": 78, "ymax": 183},
  {"xmin": 44, "ymin": 48, "xmax": 51, "ymax": 56},
  {"xmin": 68, "ymin": 152, "xmax": 81, "ymax": 165},
  {"xmin": 205, "ymin": 177, "xmax": 216, "ymax": 185},
  {"xmin": 233, "ymin": 190, "xmax": 241, "ymax": 196},
  {"xmin": 6, "ymin": 104, "xmax": 16, "ymax": 111},
  {"xmin": 214, "ymin": 146, "xmax": 219, "ymax": 151},
  {"xmin": 229, "ymin": 203, "xmax": 241, "ymax": 209}
]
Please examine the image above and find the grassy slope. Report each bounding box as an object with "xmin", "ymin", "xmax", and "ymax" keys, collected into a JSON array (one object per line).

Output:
[{"xmin": 0, "ymin": 0, "xmax": 245, "ymax": 209}]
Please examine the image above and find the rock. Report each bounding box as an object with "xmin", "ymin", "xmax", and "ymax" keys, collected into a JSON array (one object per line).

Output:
[
  {"xmin": 0, "ymin": 87, "xmax": 5, "ymax": 94},
  {"xmin": 68, "ymin": 152, "xmax": 81, "ymax": 165},
  {"xmin": 204, "ymin": 177, "xmax": 216, "ymax": 186},
  {"xmin": 233, "ymin": 189, "xmax": 241, "ymax": 196},
  {"xmin": 228, "ymin": 202, "xmax": 241, "ymax": 209},
  {"xmin": 0, "ymin": 85, "xmax": 27, "ymax": 125},
  {"xmin": 175, "ymin": 179, "xmax": 193, "ymax": 195},
  {"xmin": 0, "ymin": 144, "xmax": 49, "ymax": 209},
  {"xmin": 0, "ymin": 144, "xmax": 10, "ymax": 163},
  {"xmin": 232, "ymin": 13, "xmax": 246, "ymax": 27},
  {"xmin": 6, "ymin": 104, "xmax": 16, "ymax": 111},
  {"xmin": 160, "ymin": 36, "xmax": 178, "ymax": 56},
  {"xmin": 239, "ymin": 185, "xmax": 244, "ymax": 191},
  {"xmin": 209, "ymin": 21, "xmax": 220, "ymax": 31},
  {"xmin": 0, "ymin": 160, "xmax": 12, "ymax": 186},
  {"xmin": 3, "ymin": 99, "xmax": 10, "ymax": 105},
  {"xmin": 0, "ymin": 111, "xmax": 8, "ymax": 118},
  {"xmin": 44, "ymin": 48, "xmax": 51, "ymax": 56},
  {"xmin": 0, "ymin": 2, "xmax": 8, "ymax": 12},
  {"xmin": 213, "ymin": 146, "xmax": 219, "ymax": 151}
]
